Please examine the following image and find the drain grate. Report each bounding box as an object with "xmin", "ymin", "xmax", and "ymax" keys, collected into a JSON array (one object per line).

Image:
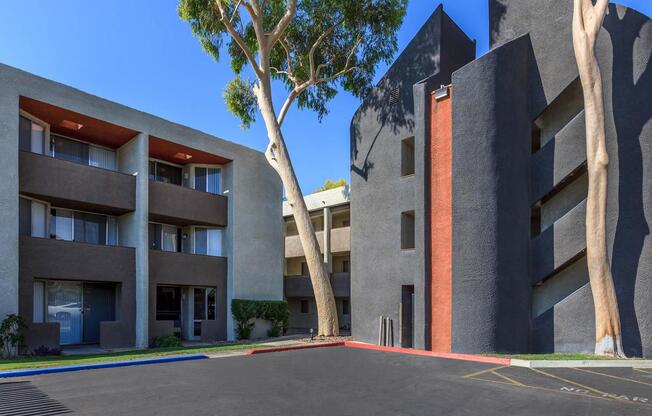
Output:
[{"xmin": 0, "ymin": 381, "xmax": 71, "ymax": 416}]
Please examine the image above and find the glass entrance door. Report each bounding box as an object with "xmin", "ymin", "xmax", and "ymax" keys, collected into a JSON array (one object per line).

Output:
[
  {"xmin": 46, "ymin": 281, "xmax": 83, "ymax": 345},
  {"xmin": 191, "ymin": 287, "xmax": 217, "ymax": 340}
]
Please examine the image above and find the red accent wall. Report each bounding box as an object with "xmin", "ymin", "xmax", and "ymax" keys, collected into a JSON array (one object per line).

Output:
[{"xmin": 429, "ymin": 87, "xmax": 453, "ymax": 352}]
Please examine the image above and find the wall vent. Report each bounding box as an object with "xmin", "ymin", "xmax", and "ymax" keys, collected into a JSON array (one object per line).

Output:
[{"xmin": 389, "ymin": 87, "xmax": 400, "ymax": 105}]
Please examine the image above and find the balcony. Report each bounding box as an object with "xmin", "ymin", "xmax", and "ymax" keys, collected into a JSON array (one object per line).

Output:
[
  {"xmin": 19, "ymin": 151, "xmax": 135, "ymax": 215},
  {"xmin": 19, "ymin": 236, "xmax": 136, "ymax": 283},
  {"xmin": 149, "ymin": 180, "xmax": 228, "ymax": 227},
  {"xmin": 284, "ymin": 226, "xmax": 351, "ymax": 258},
  {"xmin": 284, "ymin": 272, "xmax": 350, "ymax": 298},
  {"xmin": 149, "ymin": 250, "xmax": 227, "ymax": 287},
  {"xmin": 531, "ymin": 199, "xmax": 586, "ymax": 284}
]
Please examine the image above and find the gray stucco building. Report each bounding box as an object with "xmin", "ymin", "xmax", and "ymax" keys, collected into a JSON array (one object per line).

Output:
[
  {"xmin": 351, "ymin": 3, "xmax": 652, "ymax": 357},
  {"xmin": 0, "ymin": 63, "xmax": 283, "ymax": 350}
]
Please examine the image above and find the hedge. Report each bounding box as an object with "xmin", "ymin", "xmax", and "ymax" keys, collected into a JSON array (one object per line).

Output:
[{"xmin": 231, "ymin": 299, "xmax": 289, "ymax": 340}]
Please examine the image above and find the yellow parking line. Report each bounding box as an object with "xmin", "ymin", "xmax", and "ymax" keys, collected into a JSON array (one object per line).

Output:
[
  {"xmin": 529, "ymin": 367, "xmax": 610, "ymax": 397},
  {"xmin": 573, "ymin": 367, "xmax": 652, "ymax": 388},
  {"xmin": 465, "ymin": 368, "xmax": 652, "ymax": 409},
  {"xmin": 462, "ymin": 366, "xmax": 507, "ymax": 379},
  {"xmin": 466, "ymin": 376, "xmax": 618, "ymax": 404},
  {"xmin": 491, "ymin": 370, "xmax": 525, "ymax": 386}
]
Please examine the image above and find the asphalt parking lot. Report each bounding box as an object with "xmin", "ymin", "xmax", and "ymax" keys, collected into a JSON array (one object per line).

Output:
[{"xmin": 2, "ymin": 346, "xmax": 652, "ymax": 415}]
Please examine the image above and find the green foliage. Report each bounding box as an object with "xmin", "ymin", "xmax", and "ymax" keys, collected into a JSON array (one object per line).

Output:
[
  {"xmin": 223, "ymin": 76, "xmax": 258, "ymax": 128},
  {"xmin": 152, "ymin": 335, "xmax": 183, "ymax": 348},
  {"xmin": 0, "ymin": 314, "xmax": 27, "ymax": 358},
  {"xmin": 314, "ymin": 178, "xmax": 347, "ymax": 193},
  {"xmin": 231, "ymin": 299, "xmax": 258, "ymax": 340},
  {"xmin": 231, "ymin": 299, "xmax": 289, "ymax": 340},
  {"xmin": 178, "ymin": 0, "xmax": 408, "ymax": 125}
]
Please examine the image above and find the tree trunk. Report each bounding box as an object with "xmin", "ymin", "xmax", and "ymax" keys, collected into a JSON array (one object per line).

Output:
[
  {"xmin": 255, "ymin": 83, "xmax": 339, "ymax": 336},
  {"xmin": 572, "ymin": 0, "xmax": 624, "ymax": 357}
]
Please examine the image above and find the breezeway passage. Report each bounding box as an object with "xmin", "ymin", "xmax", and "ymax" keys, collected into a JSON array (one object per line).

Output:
[{"xmin": 3, "ymin": 347, "xmax": 652, "ymax": 415}]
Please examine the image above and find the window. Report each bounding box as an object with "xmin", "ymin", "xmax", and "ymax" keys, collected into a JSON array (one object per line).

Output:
[
  {"xmin": 342, "ymin": 260, "xmax": 350, "ymax": 273},
  {"xmin": 19, "ymin": 116, "xmax": 46, "ymax": 154},
  {"xmin": 301, "ymin": 262, "xmax": 309, "ymax": 276},
  {"xmin": 156, "ymin": 286, "xmax": 181, "ymax": 322},
  {"xmin": 342, "ymin": 220, "xmax": 350, "ymax": 227},
  {"xmin": 342, "ymin": 299, "xmax": 350, "ymax": 316},
  {"xmin": 401, "ymin": 137, "xmax": 415, "ymax": 176},
  {"xmin": 401, "ymin": 211, "xmax": 415, "ymax": 250},
  {"xmin": 19, "ymin": 197, "xmax": 47, "ymax": 238},
  {"xmin": 194, "ymin": 167, "xmax": 221, "ymax": 195},
  {"xmin": 50, "ymin": 208, "xmax": 117, "ymax": 245},
  {"xmin": 149, "ymin": 223, "xmax": 181, "ymax": 252},
  {"xmin": 33, "ymin": 281, "xmax": 45, "ymax": 323},
  {"xmin": 51, "ymin": 135, "xmax": 116, "ymax": 170},
  {"xmin": 300, "ymin": 300, "xmax": 309, "ymax": 314},
  {"xmin": 149, "ymin": 161, "xmax": 182, "ymax": 185},
  {"xmin": 195, "ymin": 228, "xmax": 223, "ymax": 256}
]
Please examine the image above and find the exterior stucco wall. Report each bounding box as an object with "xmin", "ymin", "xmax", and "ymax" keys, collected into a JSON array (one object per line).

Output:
[
  {"xmin": 490, "ymin": 2, "xmax": 652, "ymax": 357},
  {"xmin": 351, "ymin": 6, "xmax": 475, "ymax": 349},
  {"xmin": 451, "ymin": 34, "xmax": 532, "ymax": 354},
  {"xmin": 0, "ymin": 62, "xmax": 283, "ymax": 345}
]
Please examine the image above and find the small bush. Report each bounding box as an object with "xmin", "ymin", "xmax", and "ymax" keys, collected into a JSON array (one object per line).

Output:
[
  {"xmin": 231, "ymin": 299, "xmax": 289, "ymax": 340},
  {"xmin": 152, "ymin": 335, "xmax": 182, "ymax": 348},
  {"xmin": 0, "ymin": 314, "xmax": 26, "ymax": 358},
  {"xmin": 32, "ymin": 345, "xmax": 62, "ymax": 356}
]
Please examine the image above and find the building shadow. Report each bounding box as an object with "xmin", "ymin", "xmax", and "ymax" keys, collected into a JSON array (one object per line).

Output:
[{"xmin": 604, "ymin": 5, "xmax": 652, "ymax": 358}]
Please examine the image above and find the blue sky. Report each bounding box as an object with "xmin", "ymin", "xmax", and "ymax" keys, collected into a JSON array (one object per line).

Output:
[{"xmin": 1, "ymin": 1, "xmax": 650, "ymax": 193}]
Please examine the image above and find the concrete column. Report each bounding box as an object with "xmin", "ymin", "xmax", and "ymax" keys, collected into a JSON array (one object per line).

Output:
[
  {"xmin": 118, "ymin": 133, "xmax": 149, "ymax": 348},
  {"xmin": 221, "ymin": 162, "xmax": 235, "ymax": 341},
  {"xmin": 0, "ymin": 91, "xmax": 19, "ymax": 321},
  {"xmin": 323, "ymin": 207, "xmax": 332, "ymax": 273}
]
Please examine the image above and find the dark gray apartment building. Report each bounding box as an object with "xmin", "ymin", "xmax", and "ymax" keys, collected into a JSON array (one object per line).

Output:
[
  {"xmin": 351, "ymin": 3, "xmax": 652, "ymax": 357},
  {"xmin": 0, "ymin": 63, "xmax": 283, "ymax": 350}
]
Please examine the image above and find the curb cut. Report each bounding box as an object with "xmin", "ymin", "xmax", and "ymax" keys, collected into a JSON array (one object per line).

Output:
[{"xmin": 0, "ymin": 354, "xmax": 209, "ymax": 378}]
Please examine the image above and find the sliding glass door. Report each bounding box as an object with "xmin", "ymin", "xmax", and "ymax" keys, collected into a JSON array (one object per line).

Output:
[
  {"xmin": 46, "ymin": 281, "xmax": 83, "ymax": 345},
  {"xmin": 194, "ymin": 167, "xmax": 221, "ymax": 195},
  {"xmin": 191, "ymin": 287, "xmax": 216, "ymax": 339}
]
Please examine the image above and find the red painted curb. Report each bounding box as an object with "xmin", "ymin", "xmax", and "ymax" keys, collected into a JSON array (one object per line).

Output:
[
  {"xmin": 343, "ymin": 342, "xmax": 512, "ymax": 366},
  {"xmin": 246, "ymin": 342, "xmax": 345, "ymax": 355},
  {"xmin": 246, "ymin": 340, "xmax": 512, "ymax": 366}
]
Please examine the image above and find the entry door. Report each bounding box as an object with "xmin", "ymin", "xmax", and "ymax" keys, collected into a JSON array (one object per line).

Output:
[
  {"xmin": 192, "ymin": 288, "xmax": 207, "ymax": 340},
  {"xmin": 400, "ymin": 285, "xmax": 415, "ymax": 348},
  {"xmin": 82, "ymin": 283, "xmax": 116, "ymax": 344},
  {"xmin": 47, "ymin": 281, "xmax": 83, "ymax": 345}
]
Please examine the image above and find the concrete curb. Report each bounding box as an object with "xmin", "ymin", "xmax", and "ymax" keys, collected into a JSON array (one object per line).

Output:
[
  {"xmin": 246, "ymin": 342, "xmax": 345, "ymax": 355},
  {"xmin": 510, "ymin": 358, "xmax": 652, "ymax": 368},
  {"xmin": 246, "ymin": 341, "xmax": 512, "ymax": 366},
  {"xmin": 0, "ymin": 354, "xmax": 208, "ymax": 378},
  {"xmin": 342, "ymin": 342, "xmax": 513, "ymax": 365}
]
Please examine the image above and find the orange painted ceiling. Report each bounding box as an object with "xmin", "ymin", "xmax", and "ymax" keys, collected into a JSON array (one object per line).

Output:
[
  {"xmin": 20, "ymin": 97, "xmax": 139, "ymax": 149},
  {"xmin": 149, "ymin": 136, "xmax": 231, "ymax": 166}
]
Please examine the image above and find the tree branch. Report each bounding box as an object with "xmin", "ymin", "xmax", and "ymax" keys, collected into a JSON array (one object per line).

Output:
[
  {"xmin": 308, "ymin": 20, "xmax": 343, "ymax": 80},
  {"xmin": 264, "ymin": 141, "xmax": 280, "ymax": 173},
  {"xmin": 267, "ymin": 0, "xmax": 297, "ymax": 48},
  {"xmin": 215, "ymin": 0, "xmax": 263, "ymax": 78}
]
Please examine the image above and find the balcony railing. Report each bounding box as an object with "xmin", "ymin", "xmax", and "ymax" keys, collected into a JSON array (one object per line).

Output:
[
  {"xmin": 284, "ymin": 272, "xmax": 350, "ymax": 298},
  {"xmin": 284, "ymin": 226, "xmax": 350, "ymax": 258},
  {"xmin": 19, "ymin": 151, "xmax": 135, "ymax": 215},
  {"xmin": 149, "ymin": 249, "xmax": 227, "ymax": 287},
  {"xmin": 148, "ymin": 180, "xmax": 228, "ymax": 227}
]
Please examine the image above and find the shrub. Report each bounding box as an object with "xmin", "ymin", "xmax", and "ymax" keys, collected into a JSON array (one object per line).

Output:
[
  {"xmin": 0, "ymin": 314, "xmax": 26, "ymax": 358},
  {"xmin": 231, "ymin": 300, "xmax": 258, "ymax": 340},
  {"xmin": 32, "ymin": 345, "xmax": 62, "ymax": 356},
  {"xmin": 152, "ymin": 335, "xmax": 182, "ymax": 348},
  {"xmin": 231, "ymin": 299, "xmax": 289, "ymax": 340}
]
